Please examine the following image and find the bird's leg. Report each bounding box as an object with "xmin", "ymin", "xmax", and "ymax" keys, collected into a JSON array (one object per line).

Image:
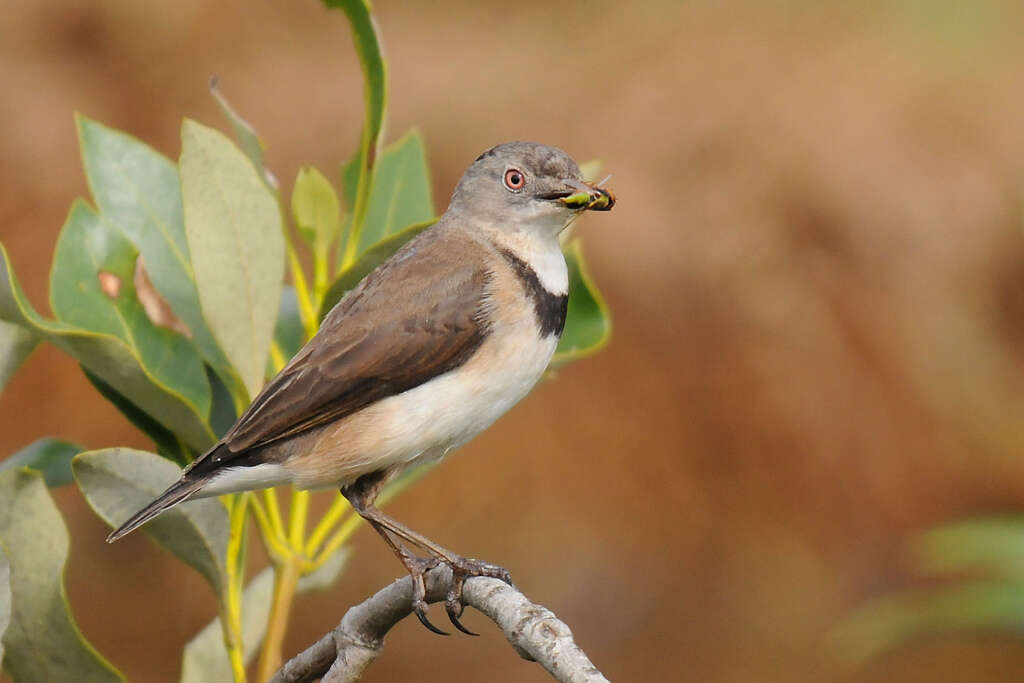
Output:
[{"xmin": 341, "ymin": 471, "xmax": 512, "ymax": 636}]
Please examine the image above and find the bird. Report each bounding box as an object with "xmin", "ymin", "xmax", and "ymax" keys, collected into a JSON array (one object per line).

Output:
[{"xmin": 107, "ymin": 141, "xmax": 615, "ymax": 635}]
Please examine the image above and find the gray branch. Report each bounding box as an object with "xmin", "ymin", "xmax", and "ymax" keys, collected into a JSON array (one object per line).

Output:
[{"xmin": 269, "ymin": 565, "xmax": 609, "ymax": 683}]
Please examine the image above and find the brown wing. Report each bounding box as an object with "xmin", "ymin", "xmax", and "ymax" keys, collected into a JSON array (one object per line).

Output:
[{"xmin": 218, "ymin": 228, "xmax": 491, "ymax": 457}]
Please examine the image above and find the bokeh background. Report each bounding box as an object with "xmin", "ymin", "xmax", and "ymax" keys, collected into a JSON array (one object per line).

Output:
[{"xmin": 4, "ymin": 1, "xmax": 1024, "ymax": 681}]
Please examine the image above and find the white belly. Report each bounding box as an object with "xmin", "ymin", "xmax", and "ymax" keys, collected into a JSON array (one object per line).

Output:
[{"xmin": 373, "ymin": 322, "xmax": 559, "ymax": 469}]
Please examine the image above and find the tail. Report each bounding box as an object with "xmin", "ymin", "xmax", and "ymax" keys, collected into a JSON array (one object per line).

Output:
[{"xmin": 106, "ymin": 476, "xmax": 207, "ymax": 543}]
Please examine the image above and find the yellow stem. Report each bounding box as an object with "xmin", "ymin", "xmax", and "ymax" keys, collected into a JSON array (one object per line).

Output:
[
  {"xmin": 223, "ymin": 494, "xmax": 249, "ymax": 683},
  {"xmin": 250, "ymin": 497, "xmax": 291, "ymax": 563},
  {"xmin": 304, "ymin": 493, "xmax": 350, "ymax": 557},
  {"xmin": 255, "ymin": 556, "xmax": 301, "ymax": 683},
  {"xmin": 263, "ymin": 489, "xmax": 287, "ymax": 542},
  {"xmin": 288, "ymin": 489, "xmax": 310, "ymax": 548},
  {"xmin": 287, "ymin": 242, "xmax": 319, "ymax": 339},
  {"xmin": 269, "ymin": 340, "xmax": 287, "ymax": 374},
  {"xmin": 313, "ymin": 245, "xmax": 330, "ymax": 309}
]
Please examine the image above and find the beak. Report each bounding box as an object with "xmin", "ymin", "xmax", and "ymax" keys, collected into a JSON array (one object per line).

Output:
[{"xmin": 542, "ymin": 178, "xmax": 616, "ymax": 212}]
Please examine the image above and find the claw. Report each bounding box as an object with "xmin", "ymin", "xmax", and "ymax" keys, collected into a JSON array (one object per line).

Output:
[
  {"xmin": 445, "ymin": 573, "xmax": 478, "ymax": 635},
  {"xmin": 414, "ymin": 601, "xmax": 450, "ymax": 636},
  {"xmin": 404, "ymin": 555, "xmax": 448, "ymax": 636}
]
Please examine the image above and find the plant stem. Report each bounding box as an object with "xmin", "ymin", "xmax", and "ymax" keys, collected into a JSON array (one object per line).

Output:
[
  {"xmin": 286, "ymin": 241, "xmax": 319, "ymax": 339},
  {"xmin": 256, "ymin": 555, "xmax": 301, "ymax": 682},
  {"xmin": 224, "ymin": 494, "xmax": 250, "ymax": 683}
]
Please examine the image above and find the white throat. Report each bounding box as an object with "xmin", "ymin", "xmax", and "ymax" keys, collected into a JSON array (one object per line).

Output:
[{"xmin": 485, "ymin": 215, "xmax": 569, "ymax": 295}]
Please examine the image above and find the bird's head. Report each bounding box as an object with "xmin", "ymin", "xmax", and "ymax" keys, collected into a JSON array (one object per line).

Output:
[{"xmin": 449, "ymin": 142, "xmax": 614, "ymax": 236}]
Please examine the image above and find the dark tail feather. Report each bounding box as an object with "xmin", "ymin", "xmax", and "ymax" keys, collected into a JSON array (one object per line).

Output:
[{"xmin": 106, "ymin": 476, "xmax": 206, "ymax": 543}]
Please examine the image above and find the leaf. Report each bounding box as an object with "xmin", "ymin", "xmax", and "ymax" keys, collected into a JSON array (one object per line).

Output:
[
  {"xmin": 209, "ymin": 78, "xmax": 277, "ymax": 191},
  {"xmin": 292, "ymin": 166, "xmax": 342, "ymax": 256},
  {"xmin": 0, "ymin": 438, "xmax": 82, "ymax": 488},
  {"xmin": 323, "ymin": 0, "xmax": 387, "ymax": 261},
  {"xmin": 0, "ymin": 321, "xmax": 37, "ymax": 395},
  {"xmin": 50, "ymin": 199, "xmax": 212, "ymax": 426},
  {"xmin": 353, "ymin": 130, "xmax": 434, "ymax": 255},
  {"xmin": 275, "ymin": 286, "xmax": 305, "ymax": 360},
  {"xmin": 0, "ymin": 469, "xmax": 124, "ymax": 682},
  {"xmin": 81, "ymin": 368, "xmax": 189, "ymax": 463},
  {"xmin": 830, "ymin": 580, "xmax": 1024, "ymax": 667},
  {"xmin": 909, "ymin": 516, "xmax": 1024, "ymax": 580},
  {"xmin": 0, "ymin": 542, "xmax": 10, "ymax": 666},
  {"xmin": 76, "ymin": 115, "xmax": 247, "ymax": 408},
  {"xmin": 552, "ymin": 240, "xmax": 612, "ymax": 368},
  {"xmin": 320, "ymin": 219, "xmax": 435, "ymax": 320},
  {"xmin": 179, "ymin": 547, "xmax": 349, "ymax": 683},
  {"xmin": 0, "ymin": 243, "xmax": 215, "ymax": 451},
  {"xmin": 179, "ymin": 119, "xmax": 285, "ymax": 400},
  {"xmin": 73, "ymin": 448, "xmax": 228, "ymax": 593},
  {"xmin": 180, "ymin": 567, "xmax": 274, "ymax": 683}
]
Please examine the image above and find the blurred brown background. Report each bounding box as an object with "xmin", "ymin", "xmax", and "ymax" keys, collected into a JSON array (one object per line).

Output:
[{"xmin": 4, "ymin": 1, "xmax": 1024, "ymax": 681}]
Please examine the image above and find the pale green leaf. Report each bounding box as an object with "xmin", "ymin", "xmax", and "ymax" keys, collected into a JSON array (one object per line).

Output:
[
  {"xmin": 50, "ymin": 199, "xmax": 212, "ymax": 425},
  {"xmin": 274, "ymin": 286, "xmax": 305, "ymax": 361},
  {"xmin": 552, "ymin": 240, "xmax": 611, "ymax": 368},
  {"xmin": 76, "ymin": 115, "xmax": 247, "ymax": 407},
  {"xmin": 0, "ymin": 469, "xmax": 123, "ymax": 682},
  {"xmin": 910, "ymin": 516, "xmax": 1024, "ymax": 580},
  {"xmin": 0, "ymin": 244, "xmax": 215, "ymax": 451},
  {"xmin": 292, "ymin": 166, "xmax": 341, "ymax": 256},
  {"xmin": 0, "ymin": 438, "xmax": 82, "ymax": 488},
  {"xmin": 0, "ymin": 542, "xmax": 10, "ymax": 666},
  {"xmin": 209, "ymin": 79, "xmax": 276, "ymax": 191},
  {"xmin": 180, "ymin": 567, "xmax": 274, "ymax": 683},
  {"xmin": 73, "ymin": 448, "xmax": 228, "ymax": 593},
  {"xmin": 353, "ymin": 130, "xmax": 433, "ymax": 254},
  {"xmin": 179, "ymin": 549, "xmax": 348, "ymax": 683},
  {"xmin": 323, "ymin": 0, "xmax": 386, "ymax": 255},
  {"xmin": 179, "ymin": 119, "xmax": 285, "ymax": 400},
  {"xmin": 0, "ymin": 321, "xmax": 36, "ymax": 395},
  {"xmin": 830, "ymin": 580, "xmax": 1024, "ymax": 667}
]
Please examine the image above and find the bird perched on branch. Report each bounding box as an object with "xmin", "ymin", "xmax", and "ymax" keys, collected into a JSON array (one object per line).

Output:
[{"xmin": 108, "ymin": 142, "xmax": 615, "ymax": 635}]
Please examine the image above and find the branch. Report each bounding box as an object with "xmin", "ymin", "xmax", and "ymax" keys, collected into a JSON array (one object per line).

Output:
[{"xmin": 270, "ymin": 565, "xmax": 609, "ymax": 683}]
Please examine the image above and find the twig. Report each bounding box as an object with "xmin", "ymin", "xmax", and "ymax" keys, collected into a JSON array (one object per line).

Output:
[{"xmin": 269, "ymin": 565, "xmax": 610, "ymax": 683}]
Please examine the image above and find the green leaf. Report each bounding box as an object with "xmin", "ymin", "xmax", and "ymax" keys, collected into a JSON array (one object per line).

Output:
[
  {"xmin": 179, "ymin": 548, "xmax": 349, "ymax": 683},
  {"xmin": 76, "ymin": 115, "xmax": 247, "ymax": 408},
  {"xmin": 73, "ymin": 448, "xmax": 228, "ymax": 593},
  {"xmin": 324, "ymin": 0, "xmax": 387, "ymax": 264},
  {"xmin": 0, "ymin": 438, "xmax": 82, "ymax": 488},
  {"xmin": 320, "ymin": 219, "xmax": 435, "ymax": 320},
  {"xmin": 81, "ymin": 368, "xmax": 189, "ymax": 463},
  {"xmin": 180, "ymin": 567, "xmax": 274, "ymax": 683},
  {"xmin": 0, "ymin": 469, "xmax": 123, "ymax": 682},
  {"xmin": 179, "ymin": 119, "xmax": 285, "ymax": 401},
  {"xmin": 0, "ymin": 321, "xmax": 37, "ymax": 395},
  {"xmin": 353, "ymin": 130, "xmax": 433, "ymax": 255},
  {"xmin": 0, "ymin": 243, "xmax": 215, "ymax": 451},
  {"xmin": 292, "ymin": 166, "xmax": 342, "ymax": 255},
  {"xmin": 830, "ymin": 580, "xmax": 1024, "ymax": 666},
  {"xmin": 910, "ymin": 516, "xmax": 1024, "ymax": 581},
  {"xmin": 275, "ymin": 286, "xmax": 305, "ymax": 360},
  {"xmin": 552, "ymin": 240, "xmax": 611, "ymax": 368},
  {"xmin": 209, "ymin": 79, "xmax": 276, "ymax": 191},
  {"xmin": 50, "ymin": 199, "xmax": 212, "ymax": 425},
  {"xmin": 0, "ymin": 542, "xmax": 10, "ymax": 666}
]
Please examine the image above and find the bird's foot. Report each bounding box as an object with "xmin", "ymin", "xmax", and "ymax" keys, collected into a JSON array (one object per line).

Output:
[
  {"xmin": 398, "ymin": 554, "xmax": 448, "ymax": 635},
  {"xmin": 441, "ymin": 556, "xmax": 512, "ymax": 636}
]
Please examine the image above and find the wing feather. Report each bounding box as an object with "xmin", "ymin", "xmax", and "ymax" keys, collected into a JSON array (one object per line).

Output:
[{"xmin": 218, "ymin": 228, "xmax": 491, "ymax": 458}]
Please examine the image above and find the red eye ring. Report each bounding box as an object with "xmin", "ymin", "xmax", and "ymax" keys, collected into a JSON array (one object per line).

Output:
[{"xmin": 503, "ymin": 168, "xmax": 526, "ymax": 191}]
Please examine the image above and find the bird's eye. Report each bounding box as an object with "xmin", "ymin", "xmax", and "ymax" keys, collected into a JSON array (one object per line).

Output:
[{"xmin": 503, "ymin": 168, "xmax": 526, "ymax": 191}]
